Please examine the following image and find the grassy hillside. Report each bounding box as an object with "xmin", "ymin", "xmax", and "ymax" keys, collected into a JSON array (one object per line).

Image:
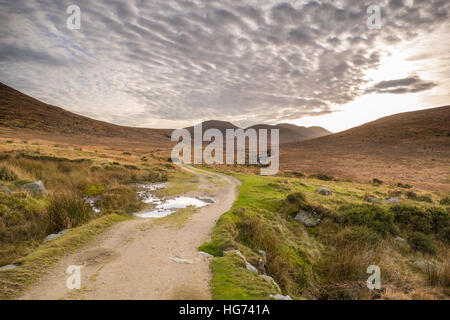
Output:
[{"xmin": 200, "ymin": 171, "xmax": 449, "ymax": 300}]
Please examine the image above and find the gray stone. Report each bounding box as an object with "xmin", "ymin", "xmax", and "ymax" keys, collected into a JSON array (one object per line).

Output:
[
  {"xmin": 269, "ymin": 294, "xmax": 292, "ymax": 300},
  {"xmin": 394, "ymin": 236, "xmax": 407, "ymax": 244},
  {"xmin": 295, "ymin": 209, "xmax": 321, "ymax": 227},
  {"xmin": 21, "ymin": 180, "xmax": 47, "ymax": 196},
  {"xmin": 366, "ymin": 197, "xmax": 382, "ymax": 205},
  {"xmin": 316, "ymin": 187, "xmax": 332, "ymax": 196},
  {"xmin": 386, "ymin": 197, "xmax": 401, "ymax": 205},
  {"xmin": 0, "ymin": 264, "xmax": 19, "ymax": 271},
  {"xmin": 246, "ymin": 263, "xmax": 258, "ymax": 274},
  {"xmin": 413, "ymin": 260, "xmax": 436, "ymax": 271},
  {"xmin": 0, "ymin": 185, "xmax": 12, "ymax": 195},
  {"xmin": 260, "ymin": 275, "xmax": 281, "ymax": 293},
  {"xmin": 43, "ymin": 229, "xmax": 69, "ymax": 243},
  {"xmin": 170, "ymin": 257, "xmax": 193, "ymax": 264},
  {"xmin": 198, "ymin": 251, "xmax": 213, "ymax": 259}
]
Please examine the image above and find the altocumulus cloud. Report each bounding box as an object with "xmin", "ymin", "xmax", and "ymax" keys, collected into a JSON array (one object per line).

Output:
[{"xmin": 0, "ymin": 0, "xmax": 449, "ymax": 127}]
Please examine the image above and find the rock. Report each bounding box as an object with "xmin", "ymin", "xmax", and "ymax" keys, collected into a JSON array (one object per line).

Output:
[
  {"xmin": 316, "ymin": 187, "xmax": 332, "ymax": 196},
  {"xmin": 246, "ymin": 262, "xmax": 258, "ymax": 274},
  {"xmin": 43, "ymin": 229, "xmax": 69, "ymax": 243},
  {"xmin": 366, "ymin": 197, "xmax": 382, "ymax": 205},
  {"xmin": 198, "ymin": 251, "xmax": 213, "ymax": 259},
  {"xmin": 170, "ymin": 257, "xmax": 193, "ymax": 264},
  {"xmin": 0, "ymin": 185, "xmax": 12, "ymax": 195},
  {"xmin": 258, "ymin": 258, "xmax": 266, "ymax": 274},
  {"xmin": 260, "ymin": 275, "xmax": 281, "ymax": 293},
  {"xmin": 21, "ymin": 180, "xmax": 47, "ymax": 196},
  {"xmin": 386, "ymin": 197, "xmax": 401, "ymax": 205},
  {"xmin": 413, "ymin": 260, "xmax": 436, "ymax": 272},
  {"xmin": 0, "ymin": 264, "xmax": 19, "ymax": 271},
  {"xmin": 394, "ymin": 236, "xmax": 407, "ymax": 244},
  {"xmin": 295, "ymin": 209, "xmax": 321, "ymax": 227},
  {"xmin": 269, "ymin": 294, "xmax": 292, "ymax": 300}
]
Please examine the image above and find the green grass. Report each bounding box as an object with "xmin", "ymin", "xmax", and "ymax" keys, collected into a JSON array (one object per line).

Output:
[
  {"xmin": 0, "ymin": 213, "xmax": 130, "ymax": 299},
  {"xmin": 200, "ymin": 171, "xmax": 450, "ymax": 300}
]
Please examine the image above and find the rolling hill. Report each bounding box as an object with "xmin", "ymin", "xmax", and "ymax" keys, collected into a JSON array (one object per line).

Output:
[
  {"xmin": 0, "ymin": 82, "xmax": 172, "ymax": 149},
  {"xmin": 281, "ymin": 106, "xmax": 450, "ymax": 190}
]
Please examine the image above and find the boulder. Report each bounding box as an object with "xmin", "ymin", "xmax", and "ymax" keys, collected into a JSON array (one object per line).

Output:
[
  {"xmin": 386, "ymin": 197, "xmax": 401, "ymax": 205},
  {"xmin": 21, "ymin": 180, "xmax": 47, "ymax": 196},
  {"xmin": 246, "ymin": 263, "xmax": 258, "ymax": 274},
  {"xmin": 316, "ymin": 187, "xmax": 332, "ymax": 196},
  {"xmin": 295, "ymin": 209, "xmax": 321, "ymax": 227},
  {"xmin": 170, "ymin": 257, "xmax": 193, "ymax": 264},
  {"xmin": 0, "ymin": 185, "xmax": 12, "ymax": 195},
  {"xmin": 366, "ymin": 197, "xmax": 382, "ymax": 205},
  {"xmin": 43, "ymin": 229, "xmax": 69, "ymax": 243}
]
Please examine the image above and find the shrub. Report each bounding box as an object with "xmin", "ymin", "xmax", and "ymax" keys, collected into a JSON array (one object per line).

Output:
[
  {"xmin": 407, "ymin": 232, "xmax": 437, "ymax": 255},
  {"xmin": 391, "ymin": 205, "xmax": 433, "ymax": 234},
  {"xmin": 83, "ymin": 184, "xmax": 106, "ymax": 197},
  {"xmin": 283, "ymin": 192, "xmax": 311, "ymax": 216},
  {"xmin": 47, "ymin": 194, "xmax": 94, "ymax": 234},
  {"xmin": 440, "ymin": 196, "xmax": 450, "ymax": 206},
  {"xmin": 406, "ymin": 191, "xmax": 432, "ymax": 203},
  {"xmin": 391, "ymin": 205, "xmax": 448, "ymax": 234},
  {"xmin": 427, "ymin": 254, "xmax": 449, "ymax": 288},
  {"xmin": 397, "ymin": 183, "xmax": 412, "ymax": 189},
  {"xmin": 0, "ymin": 166, "xmax": 18, "ymax": 181},
  {"xmin": 310, "ymin": 173, "xmax": 334, "ymax": 181},
  {"xmin": 338, "ymin": 205, "xmax": 397, "ymax": 237},
  {"xmin": 438, "ymin": 226, "xmax": 450, "ymax": 243},
  {"xmin": 98, "ymin": 186, "xmax": 140, "ymax": 213},
  {"xmin": 372, "ymin": 178, "xmax": 383, "ymax": 185}
]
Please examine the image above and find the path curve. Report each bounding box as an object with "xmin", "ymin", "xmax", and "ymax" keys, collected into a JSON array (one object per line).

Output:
[{"xmin": 21, "ymin": 166, "xmax": 239, "ymax": 300}]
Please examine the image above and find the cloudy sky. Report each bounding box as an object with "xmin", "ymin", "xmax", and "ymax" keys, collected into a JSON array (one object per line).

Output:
[{"xmin": 0, "ymin": 0, "xmax": 449, "ymax": 132}]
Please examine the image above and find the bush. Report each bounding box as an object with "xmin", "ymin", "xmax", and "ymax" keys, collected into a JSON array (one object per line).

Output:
[
  {"xmin": 397, "ymin": 183, "xmax": 412, "ymax": 189},
  {"xmin": 438, "ymin": 226, "xmax": 450, "ymax": 243},
  {"xmin": 83, "ymin": 184, "xmax": 106, "ymax": 197},
  {"xmin": 407, "ymin": 232, "xmax": 437, "ymax": 255},
  {"xmin": 338, "ymin": 204, "xmax": 397, "ymax": 237},
  {"xmin": 406, "ymin": 191, "xmax": 432, "ymax": 203},
  {"xmin": 440, "ymin": 196, "xmax": 450, "ymax": 205},
  {"xmin": 372, "ymin": 178, "xmax": 383, "ymax": 185},
  {"xmin": 283, "ymin": 192, "xmax": 311, "ymax": 216},
  {"xmin": 310, "ymin": 173, "xmax": 334, "ymax": 181},
  {"xmin": 98, "ymin": 186, "xmax": 140, "ymax": 213},
  {"xmin": 391, "ymin": 205, "xmax": 448, "ymax": 235},
  {"xmin": 0, "ymin": 166, "xmax": 18, "ymax": 181},
  {"xmin": 47, "ymin": 194, "xmax": 94, "ymax": 234}
]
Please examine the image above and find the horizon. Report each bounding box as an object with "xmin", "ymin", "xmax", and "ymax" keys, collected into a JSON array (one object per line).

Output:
[{"xmin": 1, "ymin": 1, "xmax": 449, "ymax": 132}]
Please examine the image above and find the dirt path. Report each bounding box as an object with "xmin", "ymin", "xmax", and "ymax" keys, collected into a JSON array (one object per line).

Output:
[{"xmin": 21, "ymin": 166, "xmax": 239, "ymax": 300}]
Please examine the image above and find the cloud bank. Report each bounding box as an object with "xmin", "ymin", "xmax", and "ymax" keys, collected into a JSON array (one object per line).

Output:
[{"xmin": 0, "ymin": 0, "xmax": 448, "ymax": 128}]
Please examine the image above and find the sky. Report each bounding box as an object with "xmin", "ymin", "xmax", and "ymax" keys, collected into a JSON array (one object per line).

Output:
[{"xmin": 0, "ymin": 0, "xmax": 449, "ymax": 133}]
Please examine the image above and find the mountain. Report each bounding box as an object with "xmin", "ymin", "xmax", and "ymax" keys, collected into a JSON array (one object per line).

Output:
[
  {"xmin": 281, "ymin": 106, "xmax": 450, "ymax": 190},
  {"xmin": 0, "ymin": 82, "xmax": 172, "ymax": 148},
  {"xmin": 186, "ymin": 121, "xmax": 330, "ymax": 144}
]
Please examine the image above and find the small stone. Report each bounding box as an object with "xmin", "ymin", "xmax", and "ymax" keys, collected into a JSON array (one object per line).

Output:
[
  {"xmin": 366, "ymin": 197, "xmax": 382, "ymax": 205},
  {"xmin": 413, "ymin": 260, "xmax": 436, "ymax": 271},
  {"xmin": 295, "ymin": 209, "xmax": 321, "ymax": 227},
  {"xmin": 0, "ymin": 264, "xmax": 19, "ymax": 271},
  {"xmin": 198, "ymin": 251, "xmax": 213, "ymax": 259},
  {"xmin": 170, "ymin": 257, "xmax": 193, "ymax": 264},
  {"xmin": 246, "ymin": 263, "xmax": 258, "ymax": 274},
  {"xmin": 316, "ymin": 187, "xmax": 332, "ymax": 196},
  {"xmin": 0, "ymin": 185, "xmax": 12, "ymax": 195},
  {"xmin": 260, "ymin": 275, "xmax": 281, "ymax": 293},
  {"xmin": 43, "ymin": 229, "xmax": 69, "ymax": 243},
  {"xmin": 269, "ymin": 294, "xmax": 292, "ymax": 300},
  {"xmin": 386, "ymin": 197, "xmax": 401, "ymax": 205},
  {"xmin": 394, "ymin": 236, "xmax": 407, "ymax": 244},
  {"xmin": 21, "ymin": 180, "xmax": 47, "ymax": 196}
]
